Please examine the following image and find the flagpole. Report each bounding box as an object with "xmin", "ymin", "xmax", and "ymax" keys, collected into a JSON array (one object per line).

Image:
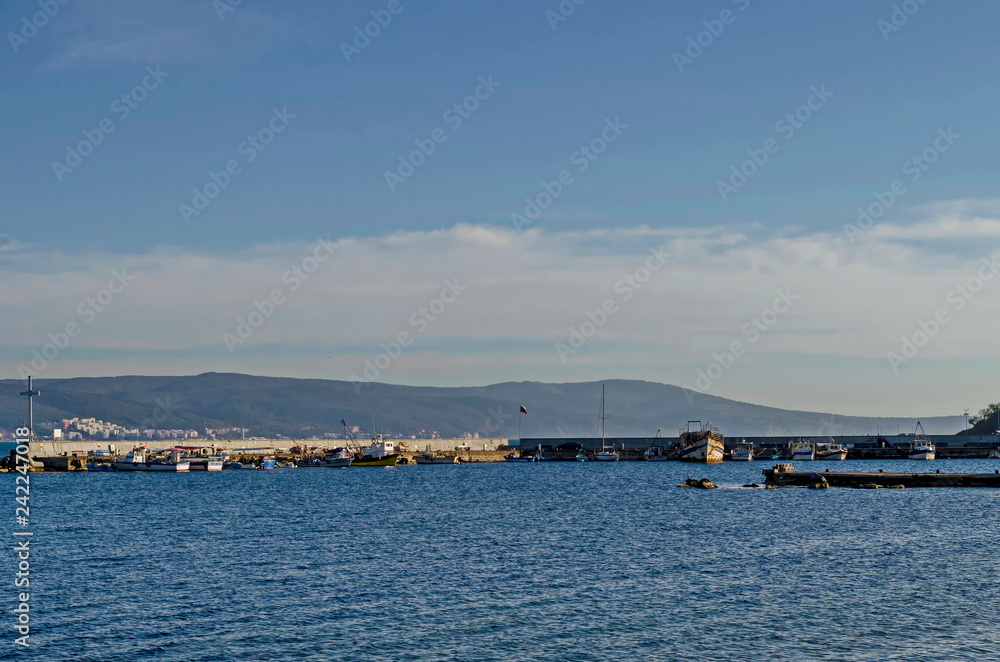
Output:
[{"xmin": 518, "ymin": 411, "xmax": 521, "ymax": 441}]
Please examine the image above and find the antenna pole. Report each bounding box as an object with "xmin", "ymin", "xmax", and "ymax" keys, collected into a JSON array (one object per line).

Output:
[{"xmin": 20, "ymin": 376, "xmax": 40, "ymax": 446}]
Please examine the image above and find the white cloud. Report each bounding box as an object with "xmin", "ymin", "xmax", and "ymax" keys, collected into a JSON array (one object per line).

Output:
[
  {"xmin": 2, "ymin": 206, "xmax": 998, "ymax": 415},
  {"xmin": 44, "ymin": 0, "xmax": 288, "ymax": 69}
]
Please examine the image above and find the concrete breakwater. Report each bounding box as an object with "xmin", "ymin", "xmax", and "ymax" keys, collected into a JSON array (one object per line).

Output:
[
  {"xmin": 763, "ymin": 464, "xmax": 1000, "ymax": 488},
  {"xmin": 9, "ymin": 434, "xmax": 1000, "ymax": 471}
]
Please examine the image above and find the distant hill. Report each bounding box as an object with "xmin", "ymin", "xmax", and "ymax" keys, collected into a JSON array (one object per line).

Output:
[{"xmin": 0, "ymin": 373, "xmax": 968, "ymax": 439}]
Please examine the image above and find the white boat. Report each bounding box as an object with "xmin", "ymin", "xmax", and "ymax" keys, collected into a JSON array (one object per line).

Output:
[
  {"xmin": 814, "ymin": 441, "xmax": 847, "ymax": 461},
  {"xmin": 593, "ymin": 385, "xmax": 619, "ymax": 461},
  {"xmin": 678, "ymin": 421, "xmax": 724, "ymax": 463},
  {"xmin": 187, "ymin": 458, "xmax": 224, "ymax": 471},
  {"xmin": 314, "ymin": 447, "xmax": 353, "ymax": 468},
  {"xmin": 789, "ymin": 440, "xmax": 815, "ymax": 461},
  {"xmin": 730, "ymin": 441, "xmax": 754, "ymax": 461},
  {"xmin": 114, "ymin": 447, "xmax": 190, "ymax": 472},
  {"xmin": 415, "ymin": 452, "xmax": 459, "ymax": 465},
  {"xmin": 909, "ymin": 423, "xmax": 935, "ymax": 460}
]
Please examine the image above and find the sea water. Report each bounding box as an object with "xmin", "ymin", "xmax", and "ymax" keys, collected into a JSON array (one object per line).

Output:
[{"xmin": 3, "ymin": 459, "xmax": 1000, "ymax": 661}]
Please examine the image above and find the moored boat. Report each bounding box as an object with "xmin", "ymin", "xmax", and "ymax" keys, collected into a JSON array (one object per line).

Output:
[
  {"xmin": 113, "ymin": 447, "xmax": 190, "ymax": 472},
  {"xmin": 644, "ymin": 446, "xmax": 672, "ymax": 461},
  {"xmin": 314, "ymin": 448, "xmax": 353, "ymax": 468},
  {"xmin": 814, "ymin": 441, "xmax": 847, "ymax": 461},
  {"xmin": 352, "ymin": 436, "xmax": 401, "ymax": 467},
  {"xmin": 415, "ymin": 452, "xmax": 459, "ymax": 464},
  {"xmin": 678, "ymin": 421, "xmax": 724, "ymax": 463},
  {"xmin": 592, "ymin": 385, "xmax": 619, "ymax": 461},
  {"xmin": 730, "ymin": 441, "xmax": 754, "ymax": 461},
  {"xmin": 909, "ymin": 423, "xmax": 935, "ymax": 460},
  {"xmin": 789, "ymin": 440, "xmax": 815, "ymax": 461}
]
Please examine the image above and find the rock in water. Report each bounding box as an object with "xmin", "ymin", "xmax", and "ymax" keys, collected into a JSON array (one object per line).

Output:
[{"xmin": 679, "ymin": 477, "xmax": 717, "ymax": 489}]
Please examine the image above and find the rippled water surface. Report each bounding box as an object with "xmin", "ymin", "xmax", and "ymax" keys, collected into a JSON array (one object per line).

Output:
[{"xmin": 5, "ymin": 459, "xmax": 1000, "ymax": 661}]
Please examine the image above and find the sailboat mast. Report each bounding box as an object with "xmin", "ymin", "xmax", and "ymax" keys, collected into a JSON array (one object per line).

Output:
[{"xmin": 600, "ymin": 384, "xmax": 606, "ymax": 447}]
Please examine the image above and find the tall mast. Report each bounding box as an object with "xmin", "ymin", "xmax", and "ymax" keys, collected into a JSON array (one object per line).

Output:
[
  {"xmin": 20, "ymin": 375, "xmax": 40, "ymax": 445},
  {"xmin": 600, "ymin": 384, "xmax": 606, "ymax": 447}
]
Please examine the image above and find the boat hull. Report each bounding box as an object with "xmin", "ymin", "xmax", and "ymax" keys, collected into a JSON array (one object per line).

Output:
[
  {"xmin": 352, "ymin": 454, "xmax": 401, "ymax": 467},
  {"xmin": 593, "ymin": 452, "xmax": 619, "ymax": 462},
  {"xmin": 815, "ymin": 451, "xmax": 847, "ymax": 461},
  {"xmin": 678, "ymin": 438, "xmax": 724, "ymax": 463},
  {"xmin": 909, "ymin": 451, "xmax": 936, "ymax": 460},
  {"xmin": 188, "ymin": 459, "xmax": 224, "ymax": 471},
  {"xmin": 415, "ymin": 456, "xmax": 459, "ymax": 464},
  {"xmin": 114, "ymin": 461, "xmax": 190, "ymax": 472},
  {"xmin": 315, "ymin": 458, "xmax": 353, "ymax": 468}
]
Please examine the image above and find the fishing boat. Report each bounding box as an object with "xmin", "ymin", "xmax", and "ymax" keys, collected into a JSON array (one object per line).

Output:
[
  {"xmin": 415, "ymin": 452, "xmax": 459, "ymax": 465},
  {"xmin": 113, "ymin": 447, "xmax": 190, "ymax": 472},
  {"xmin": 678, "ymin": 421, "xmax": 724, "ymax": 463},
  {"xmin": 908, "ymin": 423, "xmax": 935, "ymax": 460},
  {"xmin": 593, "ymin": 385, "xmax": 619, "ymax": 461},
  {"xmin": 644, "ymin": 446, "xmax": 671, "ymax": 461},
  {"xmin": 352, "ymin": 436, "xmax": 402, "ymax": 467},
  {"xmin": 789, "ymin": 440, "xmax": 815, "ymax": 461},
  {"xmin": 315, "ymin": 447, "xmax": 353, "ymax": 468},
  {"xmin": 814, "ymin": 441, "xmax": 847, "ymax": 461},
  {"xmin": 644, "ymin": 429, "xmax": 671, "ymax": 461},
  {"xmin": 730, "ymin": 440, "xmax": 754, "ymax": 461}
]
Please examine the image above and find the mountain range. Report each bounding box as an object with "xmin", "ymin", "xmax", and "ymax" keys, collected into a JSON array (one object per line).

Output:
[{"xmin": 0, "ymin": 373, "xmax": 972, "ymax": 439}]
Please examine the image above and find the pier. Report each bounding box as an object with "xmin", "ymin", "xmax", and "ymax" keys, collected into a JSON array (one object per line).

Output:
[{"xmin": 763, "ymin": 464, "xmax": 1000, "ymax": 488}]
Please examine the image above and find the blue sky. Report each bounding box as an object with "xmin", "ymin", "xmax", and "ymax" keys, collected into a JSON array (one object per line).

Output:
[{"xmin": 2, "ymin": 0, "xmax": 999, "ymax": 418}]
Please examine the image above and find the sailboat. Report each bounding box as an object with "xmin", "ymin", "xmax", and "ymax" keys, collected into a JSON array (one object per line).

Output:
[{"xmin": 593, "ymin": 385, "xmax": 620, "ymax": 461}]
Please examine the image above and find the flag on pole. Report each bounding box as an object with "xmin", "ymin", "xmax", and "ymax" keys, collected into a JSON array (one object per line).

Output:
[{"xmin": 520, "ymin": 405, "xmax": 528, "ymax": 414}]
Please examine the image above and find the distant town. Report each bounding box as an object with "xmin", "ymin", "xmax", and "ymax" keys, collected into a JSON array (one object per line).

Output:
[{"xmin": 0, "ymin": 415, "xmax": 498, "ymax": 443}]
